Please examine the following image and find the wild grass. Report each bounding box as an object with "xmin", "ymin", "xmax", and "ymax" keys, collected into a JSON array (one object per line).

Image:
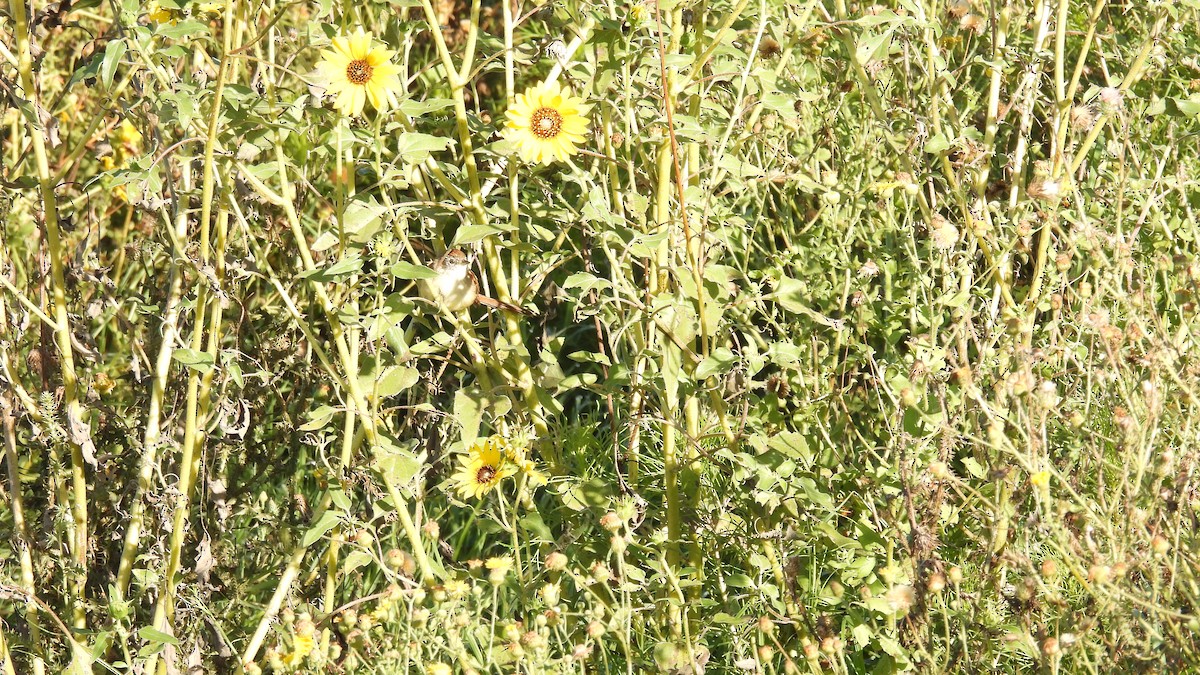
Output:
[{"xmin": 1, "ymin": 0, "xmax": 1199, "ymax": 673}]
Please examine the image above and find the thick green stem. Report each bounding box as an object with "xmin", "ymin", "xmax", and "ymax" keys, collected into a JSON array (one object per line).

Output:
[{"xmin": 10, "ymin": 0, "xmax": 90, "ymax": 661}]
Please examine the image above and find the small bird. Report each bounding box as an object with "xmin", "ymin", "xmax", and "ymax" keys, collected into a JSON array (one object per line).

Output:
[{"xmin": 420, "ymin": 249, "xmax": 533, "ymax": 316}]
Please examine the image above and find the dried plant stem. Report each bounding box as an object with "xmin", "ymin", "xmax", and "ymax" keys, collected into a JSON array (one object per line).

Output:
[
  {"xmin": 2, "ymin": 388, "xmax": 45, "ymax": 675},
  {"xmin": 1004, "ymin": 0, "xmax": 1054, "ymax": 210},
  {"xmin": 1068, "ymin": 11, "xmax": 1168, "ymax": 176},
  {"xmin": 10, "ymin": 0, "xmax": 90, "ymax": 665},
  {"xmin": 1025, "ymin": 10, "xmax": 1168, "ymax": 329},
  {"xmin": 242, "ymin": 546, "xmax": 307, "ymax": 666},
  {"xmin": 114, "ymin": 152, "xmax": 194, "ymax": 597},
  {"xmin": 143, "ymin": 3, "xmax": 236, "ymax": 669}
]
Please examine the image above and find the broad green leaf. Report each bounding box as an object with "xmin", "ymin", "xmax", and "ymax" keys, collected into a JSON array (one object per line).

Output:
[
  {"xmin": 173, "ymin": 348, "xmax": 214, "ymax": 373},
  {"xmin": 154, "ymin": 19, "xmax": 209, "ymax": 39},
  {"xmin": 924, "ymin": 133, "xmax": 951, "ymax": 155},
  {"xmin": 373, "ymin": 433, "xmax": 423, "ymax": 486},
  {"xmin": 101, "ymin": 39, "xmax": 127, "ymax": 89},
  {"xmin": 311, "ymin": 231, "xmax": 340, "ymax": 252},
  {"xmin": 343, "ymin": 549, "xmax": 372, "ymax": 574},
  {"xmin": 137, "ymin": 626, "xmax": 180, "ymax": 646},
  {"xmin": 1165, "ymin": 97, "xmax": 1200, "ymax": 118},
  {"xmin": 373, "ymin": 366, "xmax": 419, "ymax": 398},
  {"xmin": 855, "ymin": 28, "xmax": 894, "ymax": 63},
  {"xmin": 399, "ymin": 99, "xmax": 454, "ymax": 116},
  {"xmin": 694, "ymin": 347, "xmax": 736, "ymax": 380},
  {"xmin": 396, "ymin": 133, "xmax": 454, "ymax": 164},
  {"xmin": 454, "ymin": 389, "xmax": 483, "ymax": 443},
  {"xmin": 302, "ymin": 510, "xmax": 342, "ymax": 548},
  {"xmin": 329, "ymin": 488, "xmax": 352, "ymax": 511},
  {"xmin": 390, "ymin": 261, "xmax": 437, "ymax": 279},
  {"xmin": 298, "ymin": 405, "xmax": 337, "ymax": 431},
  {"xmin": 343, "ymin": 198, "xmax": 388, "ymax": 241},
  {"xmin": 453, "ymin": 222, "xmax": 510, "ymax": 245}
]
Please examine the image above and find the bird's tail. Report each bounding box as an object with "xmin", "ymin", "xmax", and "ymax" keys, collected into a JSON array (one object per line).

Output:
[{"xmin": 475, "ymin": 294, "xmax": 536, "ymax": 316}]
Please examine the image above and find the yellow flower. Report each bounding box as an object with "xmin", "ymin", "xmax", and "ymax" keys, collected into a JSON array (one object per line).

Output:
[
  {"xmin": 146, "ymin": 1, "xmax": 179, "ymax": 24},
  {"xmin": 194, "ymin": 0, "xmax": 223, "ymax": 15},
  {"xmin": 315, "ymin": 28, "xmax": 403, "ymax": 117},
  {"xmin": 1030, "ymin": 470, "xmax": 1051, "ymax": 489},
  {"xmin": 486, "ymin": 556, "xmax": 513, "ymax": 586},
  {"xmin": 280, "ymin": 633, "xmax": 314, "ymax": 668},
  {"xmin": 444, "ymin": 578, "xmax": 471, "ymax": 598},
  {"xmin": 427, "ymin": 664, "xmax": 452, "ymax": 675},
  {"xmin": 117, "ymin": 119, "xmax": 143, "ymax": 150},
  {"xmin": 504, "ymin": 80, "xmax": 590, "ymax": 165},
  {"xmin": 485, "ymin": 556, "xmax": 513, "ymax": 572},
  {"xmin": 452, "ymin": 437, "xmax": 516, "ymax": 499}
]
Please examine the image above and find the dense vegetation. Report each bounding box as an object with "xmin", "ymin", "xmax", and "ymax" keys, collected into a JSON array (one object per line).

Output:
[{"xmin": 2, "ymin": 0, "xmax": 1199, "ymax": 672}]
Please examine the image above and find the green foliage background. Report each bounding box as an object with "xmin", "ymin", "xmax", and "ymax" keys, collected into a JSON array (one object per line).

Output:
[{"xmin": 1, "ymin": 0, "xmax": 1200, "ymax": 672}]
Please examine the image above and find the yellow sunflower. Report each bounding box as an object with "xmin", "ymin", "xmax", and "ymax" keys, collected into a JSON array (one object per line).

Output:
[
  {"xmin": 315, "ymin": 28, "xmax": 403, "ymax": 117},
  {"xmin": 504, "ymin": 80, "xmax": 590, "ymax": 165},
  {"xmin": 452, "ymin": 437, "xmax": 517, "ymax": 500}
]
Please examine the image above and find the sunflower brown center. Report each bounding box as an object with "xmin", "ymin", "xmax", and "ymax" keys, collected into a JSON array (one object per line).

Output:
[
  {"xmin": 346, "ymin": 59, "xmax": 373, "ymax": 85},
  {"xmin": 529, "ymin": 107, "xmax": 563, "ymax": 139},
  {"xmin": 476, "ymin": 465, "xmax": 497, "ymax": 484}
]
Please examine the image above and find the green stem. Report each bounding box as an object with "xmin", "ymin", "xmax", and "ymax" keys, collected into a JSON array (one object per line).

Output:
[
  {"xmin": 144, "ymin": 2, "xmax": 236, "ymax": 667},
  {"xmin": 115, "ymin": 150, "xmax": 194, "ymax": 597},
  {"xmin": 10, "ymin": 0, "xmax": 90, "ymax": 660}
]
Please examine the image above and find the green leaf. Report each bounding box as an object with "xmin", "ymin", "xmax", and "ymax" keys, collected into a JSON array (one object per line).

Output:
[
  {"xmin": 396, "ymin": 133, "xmax": 455, "ymax": 164},
  {"xmin": 172, "ymin": 348, "xmax": 214, "ymax": 373},
  {"xmin": 154, "ymin": 19, "xmax": 209, "ymax": 39},
  {"xmin": 454, "ymin": 389, "xmax": 484, "ymax": 443},
  {"xmin": 398, "ymin": 99, "xmax": 454, "ymax": 116},
  {"xmin": 566, "ymin": 477, "xmax": 614, "ymax": 510},
  {"xmin": 768, "ymin": 432, "xmax": 812, "ymax": 462},
  {"xmin": 101, "ymin": 39, "xmax": 127, "ymax": 89},
  {"xmin": 311, "ymin": 231, "xmax": 340, "ymax": 252},
  {"xmin": 694, "ymin": 347, "xmax": 737, "ymax": 380},
  {"xmin": 520, "ymin": 512, "xmax": 553, "ymax": 542},
  {"xmin": 725, "ymin": 573, "xmax": 754, "ymax": 588},
  {"xmin": 343, "ymin": 549, "xmax": 372, "ymax": 574},
  {"xmin": 961, "ymin": 456, "xmax": 986, "ymax": 479},
  {"xmin": 373, "ymin": 433, "xmax": 423, "ymax": 486},
  {"xmin": 221, "ymin": 351, "xmax": 243, "ymax": 387},
  {"xmin": 390, "ymin": 261, "xmax": 438, "ymax": 279},
  {"xmin": 567, "ymin": 351, "xmax": 612, "ymax": 366},
  {"xmin": 298, "ymin": 405, "xmax": 337, "ymax": 432},
  {"xmin": 373, "ymin": 366, "xmax": 420, "ymax": 398},
  {"xmin": 630, "ymin": 230, "xmax": 670, "ymax": 258},
  {"xmin": 302, "ymin": 510, "xmax": 342, "ymax": 548},
  {"xmin": 137, "ymin": 626, "xmax": 180, "ymax": 647},
  {"xmin": 453, "ymin": 222, "xmax": 511, "ymax": 245},
  {"xmin": 329, "ymin": 488, "xmax": 352, "ymax": 511},
  {"xmin": 852, "ymin": 623, "xmax": 874, "ymax": 648},
  {"xmin": 1165, "ymin": 97, "xmax": 1200, "ymax": 119},
  {"xmin": 924, "ymin": 132, "xmax": 951, "ymax": 155},
  {"xmin": 296, "ymin": 255, "xmax": 363, "ymax": 282},
  {"xmin": 562, "ymin": 272, "xmax": 611, "ymax": 293},
  {"xmin": 855, "ymin": 28, "xmax": 894, "ymax": 63}
]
